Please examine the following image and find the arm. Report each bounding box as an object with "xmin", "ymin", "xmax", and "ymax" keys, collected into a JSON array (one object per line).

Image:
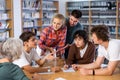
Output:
[
  {"xmin": 57, "ymin": 27, "xmax": 67, "ymax": 54},
  {"xmin": 36, "ymin": 53, "xmax": 54, "ymax": 66},
  {"xmin": 22, "ymin": 65, "xmax": 48, "ymax": 73},
  {"xmin": 72, "ymin": 56, "xmax": 104, "ymax": 70},
  {"xmin": 10, "ymin": 65, "xmax": 30, "ymax": 80},
  {"xmin": 64, "ymin": 45, "xmax": 75, "ymax": 69},
  {"xmin": 39, "ymin": 28, "xmax": 52, "ymax": 52},
  {"xmin": 66, "ymin": 44, "xmax": 75, "ymax": 65},
  {"xmin": 80, "ymin": 60, "xmax": 119, "ymax": 76},
  {"xmin": 93, "ymin": 61, "xmax": 119, "ymax": 75},
  {"xmin": 79, "ymin": 56, "xmax": 104, "ymax": 69}
]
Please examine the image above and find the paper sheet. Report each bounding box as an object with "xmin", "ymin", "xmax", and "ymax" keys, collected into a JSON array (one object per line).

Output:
[
  {"xmin": 101, "ymin": 64, "xmax": 108, "ymax": 68},
  {"xmin": 61, "ymin": 68, "xmax": 75, "ymax": 72}
]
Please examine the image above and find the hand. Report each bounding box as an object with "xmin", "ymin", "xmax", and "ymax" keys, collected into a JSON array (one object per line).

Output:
[
  {"xmin": 56, "ymin": 44, "xmax": 72, "ymax": 54},
  {"xmin": 51, "ymin": 66, "xmax": 61, "ymax": 72},
  {"xmin": 46, "ymin": 47, "xmax": 54, "ymax": 53},
  {"xmin": 45, "ymin": 53, "xmax": 55, "ymax": 61},
  {"xmin": 72, "ymin": 64, "xmax": 79, "ymax": 71},
  {"xmin": 66, "ymin": 44, "xmax": 72, "ymax": 48},
  {"xmin": 79, "ymin": 68, "xmax": 91, "ymax": 76},
  {"xmin": 40, "ymin": 50, "xmax": 45, "ymax": 56},
  {"xmin": 63, "ymin": 64, "xmax": 69, "ymax": 70}
]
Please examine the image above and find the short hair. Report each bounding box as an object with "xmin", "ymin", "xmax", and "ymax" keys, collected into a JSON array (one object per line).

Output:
[
  {"xmin": 1, "ymin": 38, "xmax": 23, "ymax": 61},
  {"xmin": 91, "ymin": 25, "xmax": 109, "ymax": 41},
  {"xmin": 73, "ymin": 30, "xmax": 89, "ymax": 44},
  {"xmin": 71, "ymin": 9, "xmax": 82, "ymax": 19},
  {"xmin": 19, "ymin": 31, "xmax": 35, "ymax": 42},
  {"xmin": 52, "ymin": 13, "xmax": 65, "ymax": 24}
]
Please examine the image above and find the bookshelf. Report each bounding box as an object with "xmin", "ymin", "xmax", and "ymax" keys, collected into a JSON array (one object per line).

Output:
[
  {"xmin": 22, "ymin": 0, "xmax": 41, "ymax": 37},
  {"xmin": 41, "ymin": 0, "xmax": 59, "ymax": 29},
  {"xmin": 66, "ymin": 0, "xmax": 120, "ymax": 39},
  {"xmin": 0, "ymin": 0, "xmax": 13, "ymax": 41},
  {"xmin": 22, "ymin": 0, "xmax": 59, "ymax": 38}
]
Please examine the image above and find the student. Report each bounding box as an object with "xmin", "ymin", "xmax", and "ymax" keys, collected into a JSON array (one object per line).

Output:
[
  {"xmin": 38, "ymin": 13, "xmax": 67, "ymax": 56},
  {"xmin": 0, "ymin": 38, "xmax": 29, "ymax": 80},
  {"xmin": 13, "ymin": 31, "xmax": 54, "ymax": 73},
  {"xmin": 65, "ymin": 9, "xmax": 83, "ymax": 59},
  {"xmin": 64, "ymin": 30, "xmax": 95, "ymax": 69},
  {"xmin": 72, "ymin": 25, "xmax": 120, "ymax": 76}
]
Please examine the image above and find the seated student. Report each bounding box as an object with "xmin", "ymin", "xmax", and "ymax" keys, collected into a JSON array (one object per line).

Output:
[
  {"xmin": 38, "ymin": 13, "xmax": 67, "ymax": 56},
  {"xmin": 72, "ymin": 25, "xmax": 120, "ymax": 76},
  {"xmin": 0, "ymin": 38, "xmax": 29, "ymax": 80},
  {"xmin": 64, "ymin": 30, "xmax": 95, "ymax": 69},
  {"xmin": 13, "ymin": 31, "xmax": 54, "ymax": 73}
]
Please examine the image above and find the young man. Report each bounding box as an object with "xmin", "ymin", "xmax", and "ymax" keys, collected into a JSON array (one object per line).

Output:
[
  {"xmin": 13, "ymin": 31, "xmax": 54, "ymax": 73},
  {"xmin": 65, "ymin": 9, "xmax": 83, "ymax": 59},
  {"xmin": 39, "ymin": 14, "xmax": 67, "ymax": 56},
  {"xmin": 72, "ymin": 25, "xmax": 120, "ymax": 76},
  {"xmin": 64, "ymin": 30, "xmax": 95, "ymax": 69}
]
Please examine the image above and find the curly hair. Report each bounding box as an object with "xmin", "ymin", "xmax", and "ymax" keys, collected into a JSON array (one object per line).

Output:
[{"xmin": 91, "ymin": 25, "xmax": 110, "ymax": 41}]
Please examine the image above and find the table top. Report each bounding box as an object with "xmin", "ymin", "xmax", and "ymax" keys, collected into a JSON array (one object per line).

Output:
[
  {"xmin": 25, "ymin": 68, "xmax": 120, "ymax": 80},
  {"xmin": 40, "ymin": 71, "xmax": 120, "ymax": 80},
  {"xmin": 24, "ymin": 58, "xmax": 120, "ymax": 80}
]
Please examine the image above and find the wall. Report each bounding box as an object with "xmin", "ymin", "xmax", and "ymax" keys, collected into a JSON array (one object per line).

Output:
[
  {"xmin": 59, "ymin": 0, "xmax": 67, "ymax": 16},
  {"xmin": 13, "ymin": 0, "xmax": 22, "ymax": 38}
]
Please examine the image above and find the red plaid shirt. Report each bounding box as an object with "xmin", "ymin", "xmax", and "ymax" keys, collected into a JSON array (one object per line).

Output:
[{"xmin": 39, "ymin": 25, "xmax": 67, "ymax": 54}]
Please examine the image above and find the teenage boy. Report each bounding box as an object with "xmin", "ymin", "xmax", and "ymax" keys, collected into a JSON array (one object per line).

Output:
[{"xmin": 13, "ymin": 31, "xmax": 54, "ymax": 73}]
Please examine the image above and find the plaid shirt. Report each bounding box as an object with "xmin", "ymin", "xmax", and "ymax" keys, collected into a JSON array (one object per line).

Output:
[{"xmin": 39, "ymin": 26, "xmax": 67, "ymax": 54}]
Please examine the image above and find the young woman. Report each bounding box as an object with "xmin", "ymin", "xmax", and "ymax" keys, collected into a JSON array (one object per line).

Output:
[
  {"xmin": 64, "ymin": 30, "xmax": 95, "ymax": 69},
  {"xmin": 39, "ymin": 13, "xmax": 67, "ymax": 55}
]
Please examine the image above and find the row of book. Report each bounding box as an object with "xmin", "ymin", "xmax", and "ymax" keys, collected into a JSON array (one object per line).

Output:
[
  {"xmin": 0, "ymin": 13, "xmax": 9, "ymax": 20},
  {"xmin": 0, "ymin": 0, "xmax": 5, "ymax": 10},
  {"xmin": 23, "ymin": 12, "xmax": 40, "ymax": 19},
  {"xmin": 22, "ymin": 0, "xmax": 40, "ymax": 9}
]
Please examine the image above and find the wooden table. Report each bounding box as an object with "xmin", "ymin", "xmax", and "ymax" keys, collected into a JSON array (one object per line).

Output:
[
  {"xmin": 25, "ymin": 59, "xmax": 120, "ymax": 80},
  {"xmin": 25, "ymin": 68, "xmax": 120, "ymax": 80},
  {"xmin": 40, "ymin": 71, "xmax": 120, "ymax": 80}
]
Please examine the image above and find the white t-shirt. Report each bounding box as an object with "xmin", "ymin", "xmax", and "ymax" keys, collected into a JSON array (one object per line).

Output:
[
  {"xmin": 98, "ymin": 39, "xmax": 120, "ymax": 61},
  {"xmin": 36, "ymin": 45, "xmax": 42, "ymax": 57},
  {"xmin": 13, "ymin": 48, "xmax": 40, "ymax": 68}
]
